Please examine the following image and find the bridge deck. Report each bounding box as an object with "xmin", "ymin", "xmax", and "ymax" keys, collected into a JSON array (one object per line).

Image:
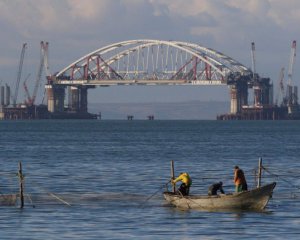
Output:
[{"xmin": 55, "ymin": 79, "xmax": 226, "ymax": 86}]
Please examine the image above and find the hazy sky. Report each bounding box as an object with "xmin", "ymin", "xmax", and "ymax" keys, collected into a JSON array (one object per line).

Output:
[{"xmin": 0, "ymin": 0, "xmax": 299, "ymax": 104}]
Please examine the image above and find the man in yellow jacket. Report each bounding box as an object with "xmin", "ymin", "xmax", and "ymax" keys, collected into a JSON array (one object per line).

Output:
[{"xmin": 172, "ymin": 172, "xmax": 192, "ymax": 196}]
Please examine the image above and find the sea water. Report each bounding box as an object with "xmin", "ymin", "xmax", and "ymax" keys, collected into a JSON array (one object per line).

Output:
[{"xmin": 0, "ymin": 120, "xmax": 300, "ymax": 239}]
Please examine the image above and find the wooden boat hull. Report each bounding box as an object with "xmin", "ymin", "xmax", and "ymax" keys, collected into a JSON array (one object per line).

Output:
[
  {"xmin": 0, "ymin": 194, "xmax": 17, "ymax": 206},
  {"xmin": 163, "ymin": 182, "xmax": 276, "ymax": 211}
]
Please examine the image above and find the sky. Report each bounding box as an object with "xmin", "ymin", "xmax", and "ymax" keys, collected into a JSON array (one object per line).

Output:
[{"xmin": 0, "ymin": 0, "xmax": 299, "ymax": 104}]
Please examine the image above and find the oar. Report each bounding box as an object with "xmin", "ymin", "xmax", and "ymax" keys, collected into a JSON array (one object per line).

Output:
[{"xmin": 139, "ymin": 180, "xmax": 171, "ymax": 208}]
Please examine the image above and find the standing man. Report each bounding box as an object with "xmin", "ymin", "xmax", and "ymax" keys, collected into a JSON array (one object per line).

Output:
[
  {"xmin": 234, "ymin": 166, "xmax": 248, "ymax": 192},
  {"xmin": 208, "ymin": 181, "xmax": 225, "ymax": 196},
  {"xmin": 172, "ymin": 172, "xmax": 192, "ymax": 196}
]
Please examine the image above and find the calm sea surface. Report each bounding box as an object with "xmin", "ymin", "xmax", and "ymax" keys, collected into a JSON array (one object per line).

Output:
[{"xmin": 1, "ymin": 120, "xmax": 300, "ymax": 239}]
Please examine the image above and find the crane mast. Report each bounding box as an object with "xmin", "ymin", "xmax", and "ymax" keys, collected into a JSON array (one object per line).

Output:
[
  {"xmin": 23, "ymin": 74, "xmax": 31, "ymax": 105},
  {"xmin": 286, "ymin": 40, "xmax": 297, "ymax": 106},
  {"xmin": 251, "ymin": 42, "xmax": 262, "ymax": 106},
  {"xmin": 42, "ymin": 42, "xmax": 51, "ymax": 77},
  {"xmin": 251, "ymin": 42, "xmax": 256, "ymax": 80},
  {"xmin": 31, "ymin": 41, "xmax": 46, "ymax": 105},
  {"xmin": 13, "ymin": 43, "xmax": 27, "ymax": 106},
  {"xmin": 275, "ymin": 67, "xmax": 285, "ymax": 105},
  {"xmin": 287, "ymin": 40, "xmax": 296, "ymax": 86},
  {"xmin": 41, "ymin": 41, "xmax": 50, "ymax": 104}
]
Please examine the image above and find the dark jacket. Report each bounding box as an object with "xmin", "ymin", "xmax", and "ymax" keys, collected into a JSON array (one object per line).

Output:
[{"xmin": 208, "ymin": 182, "xmax": 225, "ymax": 196}]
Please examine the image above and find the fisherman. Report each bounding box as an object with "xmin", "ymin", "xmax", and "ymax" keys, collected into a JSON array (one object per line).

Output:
[
  {"xmin": 234, "ymin": 165, "xmax": 248, "ymax": 192},
  {"xmin": 208, "ymin": 181, "xmax": 225, "ymax": 196},
  {"xmin": 172, "ymin": 172, "xmax": 192, "ymax": 196}
]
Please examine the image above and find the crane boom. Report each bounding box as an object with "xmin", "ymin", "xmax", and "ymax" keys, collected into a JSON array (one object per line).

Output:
[
  {"xmin": 13, "ymin": 43, "xmax": 27, "ymax": 106},
  {"xmin": 41, "ymin": 41, "xmax": 51, "ymax": 105},
  {"xmin": 31, "ymin": 41, "xmax": 45, "ymax": 105},
  {"xmin": 251, "ymin": 42, "xmax": 256, "ymax": 80},
  {"xmin": 23, "ymin": 74, "xmax": 32, "ymax": 105},
  {"xmin": 275, "ymin": 67, "xmax": 285, "ymax": 105},
  {"xmin": 287, "ymin": 40, "xmax": 296, "ymax": 86},
  {"xmin": 42, "ymin": 41, "xmax": 51, "ymax": 77},
  {"xmin": 279, "ymin": 67, "xmax": 285, "ymax": 95}
]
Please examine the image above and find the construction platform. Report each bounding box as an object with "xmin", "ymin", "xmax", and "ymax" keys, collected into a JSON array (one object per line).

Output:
[
  {"xmin": 0, "ymin": 105, "xmax": 98, "ymax": 120},
  {"xmin": 217, "ymin": 105, "xmax": 300, "ymax": 120}
]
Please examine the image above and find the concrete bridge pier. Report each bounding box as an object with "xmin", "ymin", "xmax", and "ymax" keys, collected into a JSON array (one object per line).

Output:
[
  {"xmin": 70, "ymin": 86, "xmax": 88, "ymax": 113},
  {"xmin": 230, "ymin": 82, "xmax": 248, "ymax": 114},
  {"xmin": 70, "ymin": 86, "xmax": 79, "ymax": 112},
  {"xmin": 46, "ymin": 84, "xmax": 65, "ymax": 113},
  {"xmin": 253, "ymin": 86, "xmax": 262, "ymax": 106},
  {"xmin": 253, "ymin": 78, "xmax": 272, "ymax": 106}
]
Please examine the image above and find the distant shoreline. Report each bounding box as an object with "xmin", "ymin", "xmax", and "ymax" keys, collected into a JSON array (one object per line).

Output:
[{"xmin": 88, "ymin": 100, "xmax": 230, "ymax": 120}]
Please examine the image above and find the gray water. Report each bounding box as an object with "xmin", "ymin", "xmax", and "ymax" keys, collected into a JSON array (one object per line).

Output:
[{"xmin": 0, "ymin": 120, "xmax": 300, "ymax": 239}]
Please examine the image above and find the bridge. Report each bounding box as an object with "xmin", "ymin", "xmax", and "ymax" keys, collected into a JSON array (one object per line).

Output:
[{"xmin": 45, "ymin": 39, "xmax": 272, "ymax": 118}]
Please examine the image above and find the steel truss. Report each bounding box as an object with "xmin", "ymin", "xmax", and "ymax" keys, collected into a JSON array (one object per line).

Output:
[{"xmin": 55, "ymin": 40, "xmax": 251, "ymax": 86}]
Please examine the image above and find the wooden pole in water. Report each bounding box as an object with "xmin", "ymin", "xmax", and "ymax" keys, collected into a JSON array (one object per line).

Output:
[
  {"xmin": 254, "ymin": 169, "xmax": 257, "ymax": 187},
  {"xmin": 18, "ymin": 162, "xmax": 24, "ymax": 208},
  {"xmin": 171, "ymin": 160, "xmax": 176, "ymax": 193},
  {"xmin": 257, "ymin": 157, "xmax": 262, "ymax": 188}
]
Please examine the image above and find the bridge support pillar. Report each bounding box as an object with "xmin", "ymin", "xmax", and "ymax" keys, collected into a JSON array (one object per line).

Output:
[
  {"xmin": 70, "ymin": 87, "xmax": 79, "ymax": 112},
  {"xmin": 230, "ymin": 83, "xmax": 248, "ymax": 114},
  {"xmin": 46, "ymin": 84, "xmax": 65, "ymax": 113},
  {"xmin": 254, "ymin": 87, "xmax": 262, "ymax": 106},
  {"xmin": 230, "ymin": 87, "xmax": 238, "ymax": 114},
  {"xmin": 80, "ymin": 87, "xmax": 88, "ymax": 113},
  {"xmin": 253, "ymin": 78, "xmax": 272, "ymax": 107},
  {"xmin": 70, "ymin": 86, "xmax": 88, "ymax": 113}
]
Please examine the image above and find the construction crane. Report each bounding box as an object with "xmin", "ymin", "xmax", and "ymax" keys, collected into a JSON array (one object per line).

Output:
[
  {"xmin": 30, "ymin": 41, "xmax": 46, "ymax": 106},
  {"xmin": 287, "ymin": 40, "xmax": 296, "ymax": 86},
  {"xmin": 22, "ymin": 74, "xmax": 31, "ymax": 105},
  {"xmin": 13, "ymin": 43, "xmax": 27, "ymax": 106},
  {"xmin": 286, "ymin": 40, "xmax": 296, "ymax": 106},
  {"xmin": 42, "ymin": 42, "xmax": 51, "ymax": 77},
  {"xmin": 275, "ymin": 67, "xmax": 285, "ymax": 106},
  {"xmin": 251, "ymin": 42, "xmax": 261, "ymax": 106},
  {"xmin": 251, "ymin": 42, "xmax": 256, "ymax": 81},
  {"xmin": 41, "ymin": 42, "xmax": 51, "ymax": 104}
]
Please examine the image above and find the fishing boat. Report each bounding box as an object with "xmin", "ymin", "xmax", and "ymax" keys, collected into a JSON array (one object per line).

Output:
[
  {"xmin": 163, "ymin": 182, "xmax": 276, "ymax": 211},
  {"xmin": 0, "ymin": 194, "xmax": 17, "ymax": 206}
]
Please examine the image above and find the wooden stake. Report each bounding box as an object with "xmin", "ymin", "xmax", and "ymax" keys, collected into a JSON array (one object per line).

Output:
[
  {"xmin": 254, "ymin": 169, "xmax": 257, "ymax": 187},
  {"xmin": 18, "ymin": 162, "xmax": 24, "ymax": 208},
  {"xmin": 171, "ymin": 160, "xmax": 176, "ymax": 193},
  {"xmin": 257, "ymin": 157, "xmax": 262, "ymax": 188}
]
